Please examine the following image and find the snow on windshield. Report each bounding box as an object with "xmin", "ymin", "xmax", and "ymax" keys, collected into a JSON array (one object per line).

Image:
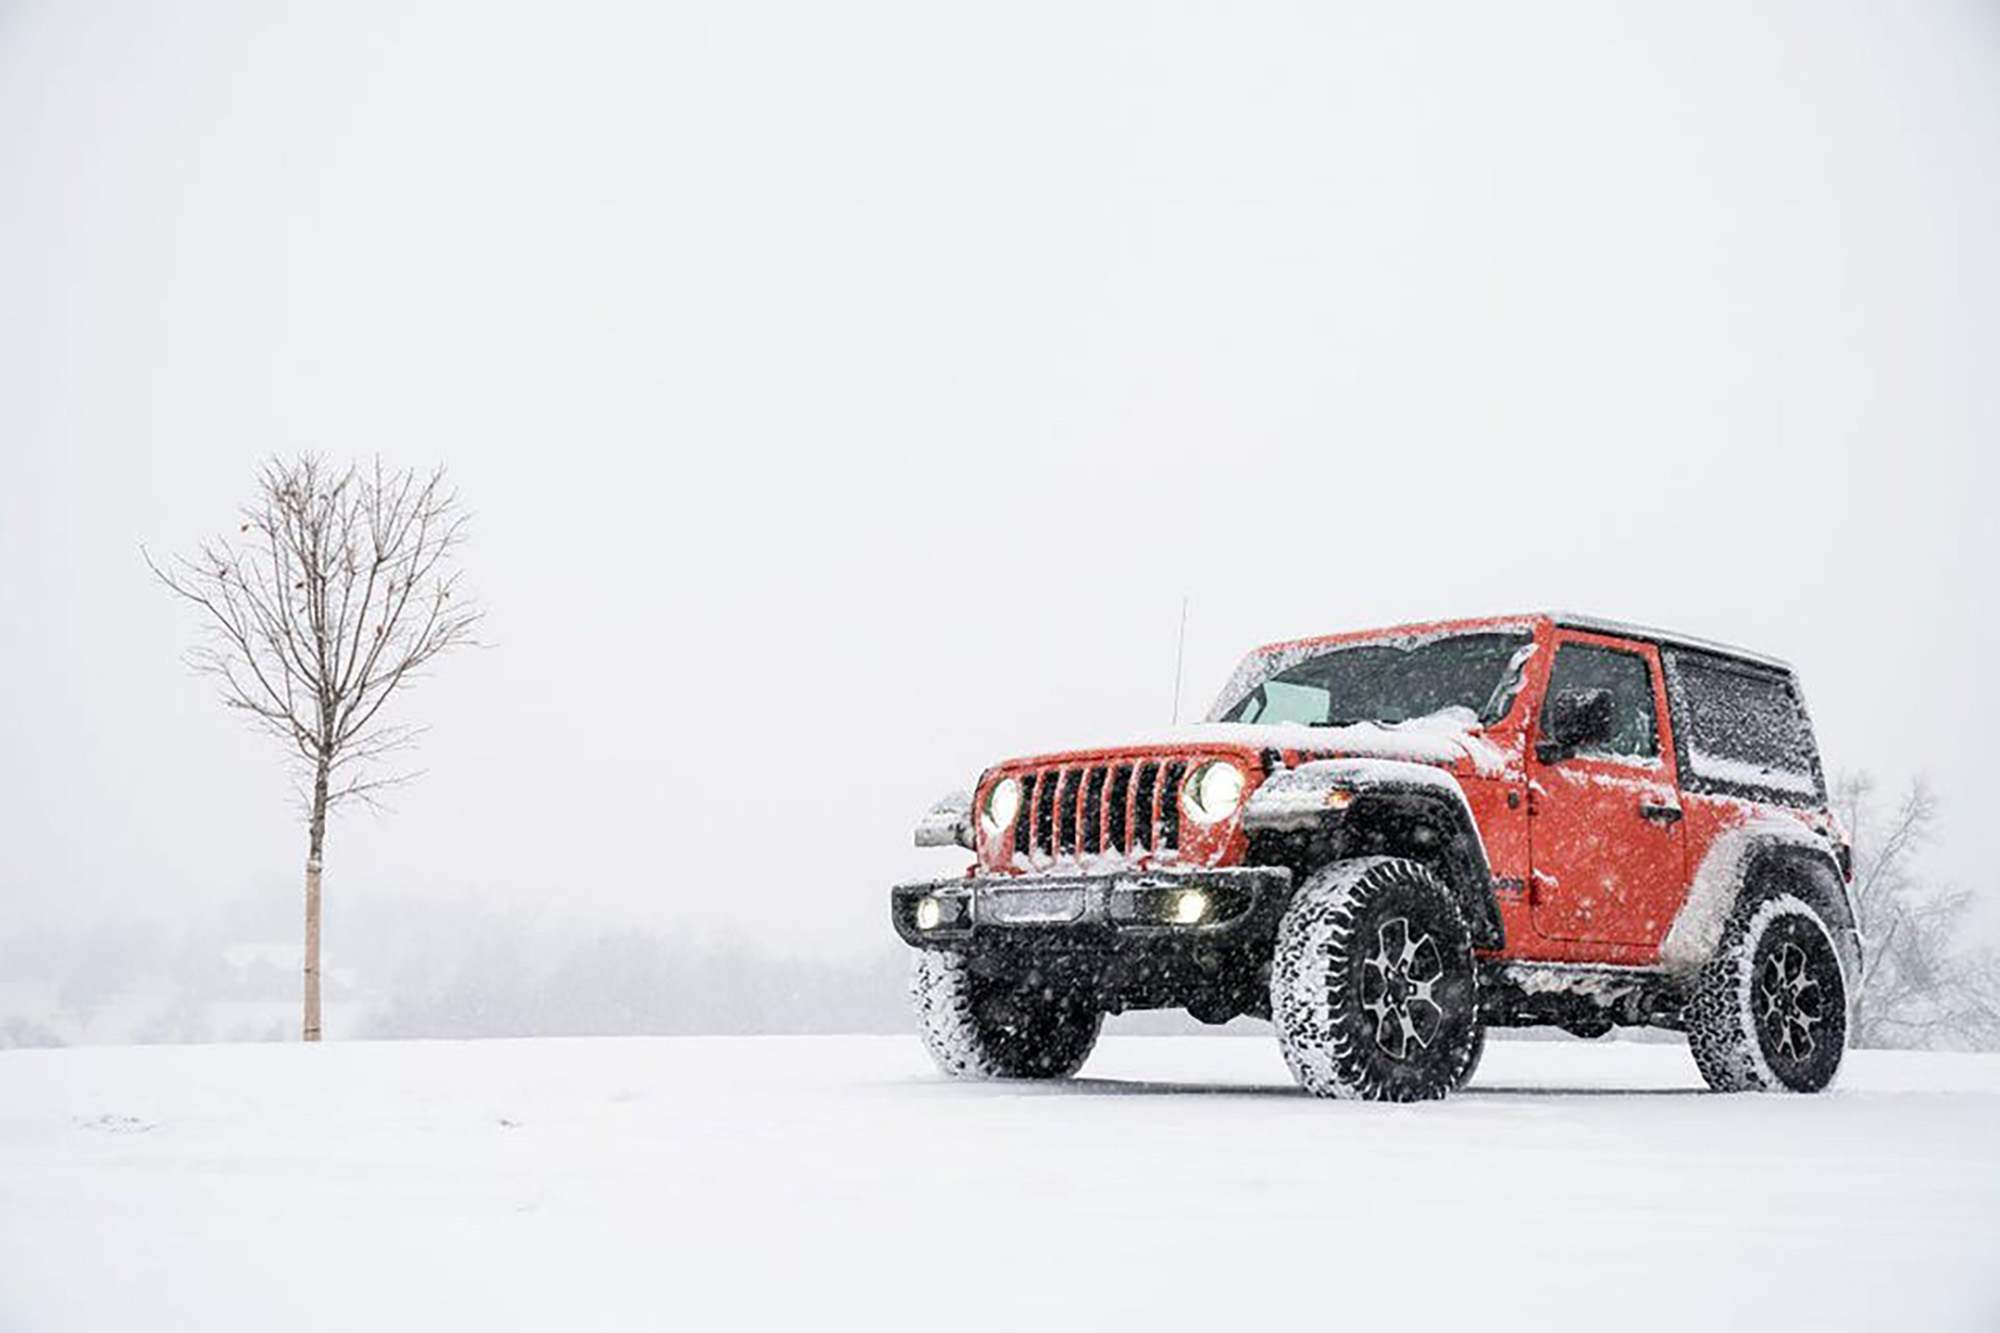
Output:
[{"xmin": 1206, "ymin": 627, "xmax": 1535, "ymax": 728}]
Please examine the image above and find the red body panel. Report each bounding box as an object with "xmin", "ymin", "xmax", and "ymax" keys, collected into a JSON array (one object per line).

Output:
[{"xmin": 1525, "ymin": 630, "xmax": 1686, "ymax": 950}]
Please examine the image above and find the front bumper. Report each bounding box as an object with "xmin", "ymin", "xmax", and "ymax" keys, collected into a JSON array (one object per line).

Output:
[{"xmin": 890, "ymin": 866, "xmax": 1293, "ymax": 950}]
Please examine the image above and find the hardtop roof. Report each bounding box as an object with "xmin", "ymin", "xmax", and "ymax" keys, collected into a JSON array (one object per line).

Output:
[
  {"xmin": 1252, "ymin": 612, "xmax": 1792, "ymax": 675},
  {"xmin": 1548, "ymin": 612, "xmax": 1792, "ymax": 673}
]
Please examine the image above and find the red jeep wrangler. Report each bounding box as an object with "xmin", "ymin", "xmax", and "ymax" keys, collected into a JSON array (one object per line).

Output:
[{"xmin": 892, "ymin": 613, "xmax": 1859, "ymax": 1100}]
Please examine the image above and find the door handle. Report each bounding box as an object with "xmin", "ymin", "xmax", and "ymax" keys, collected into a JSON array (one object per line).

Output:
[{"xmin": 1638, "ymin": 800, "xmax": 1683, "ymax": 825}]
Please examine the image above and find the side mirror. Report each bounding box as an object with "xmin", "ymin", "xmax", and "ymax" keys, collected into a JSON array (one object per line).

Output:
[
  {"xmin": 913, "ymin": 790, "xmax": 974, "ymax": 849},
  {"xmin": 1537, "ymin": 688, "xmax": 1614, "ymax": 763}
]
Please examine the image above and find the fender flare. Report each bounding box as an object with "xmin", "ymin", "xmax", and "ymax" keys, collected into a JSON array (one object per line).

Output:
[
  {"xmin": 1245, "ymin": 758, "xmax": 1505, "ymax": 950},
  {"xmin": 1659, "ymin": 818, "xmax": 1860, "ymax": 977}
]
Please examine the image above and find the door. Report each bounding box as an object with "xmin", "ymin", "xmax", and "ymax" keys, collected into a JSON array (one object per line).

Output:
[{"xmin": 1529, "ymin": 635, "xmax": 1687, "ymax": 947}]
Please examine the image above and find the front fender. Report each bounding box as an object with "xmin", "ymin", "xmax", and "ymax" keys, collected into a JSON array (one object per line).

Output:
[{"xmin": 1244, "ymin": 758, "xmax": 1504, "ymax": 950}]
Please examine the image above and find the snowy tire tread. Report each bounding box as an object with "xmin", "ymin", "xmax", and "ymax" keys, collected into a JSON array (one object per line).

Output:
[
  {"xmin": 1271, "ymin": 857, "xmax": 1483, "ymax": 1102},
  {"xmin": 1686, "ymin": 893, "xmax": 1847, "ymax": 1093},
  {"xmin": 911, "ymin": 950, "xmax": 1101, "ymax": 1080}
]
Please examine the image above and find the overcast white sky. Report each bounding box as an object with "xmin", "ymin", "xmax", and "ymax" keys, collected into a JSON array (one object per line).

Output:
[{"xmin": 2, "ymin": 0, "xmax": 1996, "ymax": 961}]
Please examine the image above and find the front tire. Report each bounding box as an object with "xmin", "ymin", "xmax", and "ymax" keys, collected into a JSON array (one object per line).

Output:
[
  {"xmin": 1686, "ymin": 893, "xmax": 1847, "ymax": 1093},
  {"xmin": 1271, "ymin": 857, "xmax": 1484, "ymax": 1101},
  {"xmin": 910, "ymin": 950, "xmax": 1102, "ymax": 1080}
]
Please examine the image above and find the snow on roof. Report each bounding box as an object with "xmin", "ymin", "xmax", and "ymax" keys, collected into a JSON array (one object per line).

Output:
[
  {"xmin": 1248, "ymin": 612, "xmax": 1792, "ymax": 675},
  {"xmin": 1548, "ymin": 611, "xmax": 1793, "ymax": 673}
]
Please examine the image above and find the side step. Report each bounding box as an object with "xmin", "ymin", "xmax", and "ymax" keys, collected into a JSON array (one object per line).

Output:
[{"xmin": 1477, "ymin": 960, "xmax": 1688, "ymax": 1036}]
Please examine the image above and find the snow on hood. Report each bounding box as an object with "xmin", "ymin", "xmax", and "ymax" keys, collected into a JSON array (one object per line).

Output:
[{"xmin": 1001, "ymin": 708, "xmax": 1516, "ymax": 778}]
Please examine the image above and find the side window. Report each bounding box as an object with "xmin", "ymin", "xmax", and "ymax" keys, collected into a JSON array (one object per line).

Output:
[
  {"xmin": 1663, "ymin": 651, "xmax": 1822, "ymax": 801},
  {"xmin": 1541, "ymin": 642, "xmax": 1658, "ymax": 760}
]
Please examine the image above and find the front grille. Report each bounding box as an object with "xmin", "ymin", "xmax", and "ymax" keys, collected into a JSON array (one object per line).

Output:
[{"xmin": 1013, "ymin": 758, "xmax": 1190, "ymax": 861}]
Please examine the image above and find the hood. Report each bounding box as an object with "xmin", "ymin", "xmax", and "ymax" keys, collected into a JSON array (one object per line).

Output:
[{"xmin": 993, "ymin": 710, "xmax": 1515, "ymax": 779}]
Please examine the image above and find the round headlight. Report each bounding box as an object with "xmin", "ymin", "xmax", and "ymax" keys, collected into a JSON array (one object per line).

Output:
[
  {"xmin": 980, "ymin": 776, "xmax": 1022, "ymax": 837},
  {"xmin": 1182, "ymin": 760, "xmax": 1247, "ymax": 825}
]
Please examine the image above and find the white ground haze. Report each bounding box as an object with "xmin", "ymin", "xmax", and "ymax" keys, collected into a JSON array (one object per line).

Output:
[
  {"xmin": 3, "ymin": 1034, "xmax": 1997, "ymax": 1331},
  {"xmin": 0, "ymin": 2, "xmax": 1995, "ymax": 986}
]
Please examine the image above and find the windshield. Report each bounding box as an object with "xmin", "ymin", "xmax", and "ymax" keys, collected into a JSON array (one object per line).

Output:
[{"xmin": 1214, "ymin": 630, "xmax": 1534, "ymax": 728}]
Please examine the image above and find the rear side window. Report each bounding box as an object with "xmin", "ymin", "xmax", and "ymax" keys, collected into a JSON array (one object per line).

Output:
[{"xmin": 1664, "ymin": 650, "xmax": 1822, "ymax": 804}]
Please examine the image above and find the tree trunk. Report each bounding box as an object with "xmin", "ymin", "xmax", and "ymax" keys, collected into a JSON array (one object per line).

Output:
[{"xmin": 303, "ymin": 758, "xmax": 329, "ymax": 1042}]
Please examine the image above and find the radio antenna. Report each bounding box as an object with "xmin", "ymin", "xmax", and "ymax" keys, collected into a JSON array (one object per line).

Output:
[{"xmin": 1170, "ymin": 595, "xmax": 1190, "ymax": 724}]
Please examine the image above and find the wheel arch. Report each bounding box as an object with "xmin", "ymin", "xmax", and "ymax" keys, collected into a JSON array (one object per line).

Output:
[
  {"xmin": 1245, "ymin": 759, "xmax": 1505, "ymax": 950},
  {"xmin": 1743, "ymin": 845, "xmax": 1861, "ymax": 981},
  {"xmin": 1660, "ymin": 818, "xmax": 1858, "ymax": 977}
]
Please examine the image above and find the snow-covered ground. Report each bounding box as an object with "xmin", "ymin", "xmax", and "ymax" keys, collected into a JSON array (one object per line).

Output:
[{"xmin": 3, "ymin": 1035, "xmax": 1997, "ymax": 1332}]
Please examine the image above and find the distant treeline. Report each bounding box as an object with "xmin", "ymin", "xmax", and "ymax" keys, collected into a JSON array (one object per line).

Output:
[{"xmin": 0, "ymin": 894, "xmax": 914, "ymax": 1046}]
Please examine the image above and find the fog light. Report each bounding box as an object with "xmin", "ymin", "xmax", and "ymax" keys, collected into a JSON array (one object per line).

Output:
[
  {"xmin": 914, "ymin": 896, "xmax": 944, "ymax": 931},
  {"xmin": 1171, "ymin": 889, "xmax": 1210, "ymax": 925}
]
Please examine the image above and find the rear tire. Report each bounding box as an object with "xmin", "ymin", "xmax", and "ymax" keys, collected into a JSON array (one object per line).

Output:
[
  {"xmin": 1271, "ymin": 857, "xmax": 1484, "ymax": 1101},
  {"xmin": 1686, "ymin": 893, "xmax": 1847, "ymax": 1093},
  {"xmin": 911, "ymin": 950, "xmax": 1102, "ymax": 1080}
]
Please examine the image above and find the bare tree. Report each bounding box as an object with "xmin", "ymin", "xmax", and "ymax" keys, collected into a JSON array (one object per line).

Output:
[
  {"xmin": 148, "ymin": 456, "xmax": 481, "ymax": 1041},
  {"xmin": 1837, "ymin": 774, "xmax": 2000, "ymax": 1051}
]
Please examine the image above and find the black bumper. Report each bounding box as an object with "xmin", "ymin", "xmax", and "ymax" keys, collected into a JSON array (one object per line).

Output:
[{"xmin": 890, "ymin": 866, "xmax": 1293, "ymax": 951}]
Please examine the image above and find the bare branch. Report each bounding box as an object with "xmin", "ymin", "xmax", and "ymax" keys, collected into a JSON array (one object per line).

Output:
[
  {"xmin": 1838, "ymin": 771, "xmax": 2000, "ymax": 1052},
  {"xmin": 150, "ymin": 454, "xmax": 483, "ymax": 823}
]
